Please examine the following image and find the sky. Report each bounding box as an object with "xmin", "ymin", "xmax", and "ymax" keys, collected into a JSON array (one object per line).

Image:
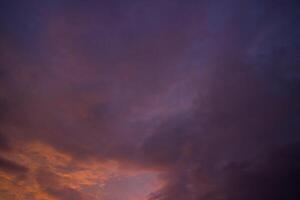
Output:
[{"xmin": 0, "ymin": 0, "xmax": 300, "ymax": 200}]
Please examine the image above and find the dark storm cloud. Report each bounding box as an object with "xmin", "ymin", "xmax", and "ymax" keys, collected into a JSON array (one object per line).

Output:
[
  {"xmin": 145, "ymin": 2, "xmax": 300, "ymax": 200},
  {"xmin": 0, "ymin": 133, "xmax": 11, "ymax": 151},
  {"xmin": 143, "ymin": 0, "xmax": 300, "ymax": 199},
  {"xmin": 218, "ymin": 144, "xmax": 300, "ymax": 200},
  {"xmin": 0, "ymin": 157, "xmax": 28, "ymax": 174},
  {"xmin": 0, "ymin": 0, "xmax": 207, "ymax": 161},
  {"xmin": 0, "ymin": 0, "xmax": 300, "ymax": 199}
]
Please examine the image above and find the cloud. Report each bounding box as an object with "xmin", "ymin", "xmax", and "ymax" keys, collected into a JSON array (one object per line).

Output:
[
  {"xmin": 218, "ymin": 144, "xmax": 300, "ymax": 200},
  {"xmin": 0, "ymin": 157, "xmax": 28, "ymax": 175},
  {"xmin": 0, "ymin": 140, "xmax": 161, "ymax": 200},
  {"xmin": 0, "ymin": 133, "xmax": 11, "ymax": 151},
  {"xmin": 0, "ymin": 0, "xmax": 299, "ymax": 200}
]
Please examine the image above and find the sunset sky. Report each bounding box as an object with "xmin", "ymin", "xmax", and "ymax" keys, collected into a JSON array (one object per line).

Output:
[{"xmin": 0, "ymin": 0, "xmax": 300, "ymax": 200}]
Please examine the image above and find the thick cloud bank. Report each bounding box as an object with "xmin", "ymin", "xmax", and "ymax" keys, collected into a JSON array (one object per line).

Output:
[{"xmin": 0, "ymin": 0, "xmax": 299, "ymax": 199}]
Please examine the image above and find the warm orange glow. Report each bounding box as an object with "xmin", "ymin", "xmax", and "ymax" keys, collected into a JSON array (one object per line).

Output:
[{"xmin": 0, "ymin": 141, "xmax": 162, "ymax": 200}]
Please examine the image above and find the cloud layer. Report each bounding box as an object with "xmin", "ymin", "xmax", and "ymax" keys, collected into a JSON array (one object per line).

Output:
[{"xmin": 1, "ymin": 0, "xmax": 300, "ymax": 199}]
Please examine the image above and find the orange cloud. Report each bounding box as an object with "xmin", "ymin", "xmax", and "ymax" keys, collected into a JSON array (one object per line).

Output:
[{"xmin": 0, "ymin": 140, "xmax": 162, "ymax": 200}]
